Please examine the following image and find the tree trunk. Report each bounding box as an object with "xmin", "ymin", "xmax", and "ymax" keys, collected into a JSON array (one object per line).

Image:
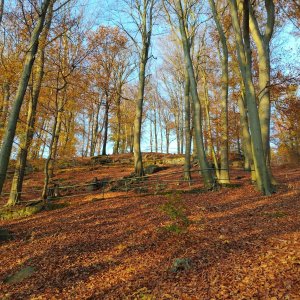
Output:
[
  {"xmin": 249, "ymin": 0, "xmax": 274, "ymax": 163},
  {"xmin": 0, "ymin": 81, "xmax": 10, "ymax": 134},
  {"xmin": 7, "ymin": 2, "xmax": 54, "ymax": 206},
  {"xmin": 201, "ymin": 68, "xmax": 220, "ymax": 179},
  {"xmin": 113, "ymin": 91, "xmax": 122, "ymax": 154},
  {"xmin": 0, "ymin": 0, "xmax": 4, "ymax": 26},
  {"xmin": 102, "ymin": 97, "xmax": 109, "ymax": 156},
  {"xmin": 229, "ymin": 0, "xmax": 272, "ymax": 194},
  {"xmin": 183, "ymin": 68, "xmax": 191, "ymax": 181},
  {"xmin": 154, "ymin": 110, "xmax": 158, "ymax": 153},
  {"xmin": 238, "ymin": 93, "xmax": 256, "ymax": 181},
  {"xmin": 175, "ymin": 0, "xmax": 214, "ymax": 188},
  {"xmin": 0, "ymin": 0, "xmax": 51, "ymax": 195},
  {"xmin": 209, "ymin": 0, "xmax": 230, "ymax": 184},
  {"xmin": 133, "ymin": 51, "xmax": 147, "ymax": 176}
]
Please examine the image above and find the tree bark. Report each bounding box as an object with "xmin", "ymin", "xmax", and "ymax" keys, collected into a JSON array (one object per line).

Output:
[
  {"xmin": 102, "ymin": 97, "xmax": 109, "ymax": 156},
  {"xmin": 7, "ymin": 2, "xmax": 54, "ymax": 206},
  {"xmin": 0, "ymin": 0, "xmax": 52, "ymax": 195},
  {"xmin": 183, "ymin": 68, "xmax": 191, "ymax": 181},
  {"xmin": 209, "ymin": 0, "xmax": 230, "ymax": 184},
  {"xmin": 0, "ymin": 0, "xmax": 4, "ymax": 26},
  {"xmin": 229, "ymin": 0, "xmax": 272, "ymax": 194},
  {"xmin": 175, "ymin": 0, "xmax": 214, "ymax": 188}
]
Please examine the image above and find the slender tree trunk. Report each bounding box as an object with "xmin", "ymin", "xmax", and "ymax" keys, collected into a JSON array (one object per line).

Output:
[
  {"xmin": 183, "ymin": 68, "xmax": 191, "ymax": 180},
  {"xmin": 113, "ymin": 91, "xmax": 122, "ymax": 154},
  {"xmin": 133, "ymin": 54, "xmax": 147, "ymax": 175},
  {"xmin": 175, "ymin": 0, "xmax": 214, "ymax": 188},
  {"xmin": 0, "ymin": 0, "xmax": 4, "ymax": 26},
  {"xmin": 0, "ymin": 0, "xmax": 51, "ymax": 195},
  {"xmin": 7, "ymin": 3, "xmax": 54, "ymax": 206},
  {"xmin": 209, "ymin": 0, "xmax": 230, "ymax": 184},
  {"xmin": 0, "ymin": 81, "xmax": 10, "ymax": 133},
  {"xmin": 42, "ymin": 111, "xmax": 58, "ymax": 199},
  {"xmin": 154, "ymin": 110, "xmax": 158, "ymax": 153},
  {"xmin": 129, "ymin": 125, "xmax": 134, "ymax": 153},
  {"xmin": 49, "ymin": 97, "xmax": 63, "ymax": 177},
  {"xmin": 238, "ymin": 93, "xmax": 256, "ymax": 181},
  {"xmin": 201, "ymin": 68, "xmax": 220, "ymax": 179},
  {"xmin": 102, "ymin": 98, "xmax": 109, "ymax": 155},
  {"xmin": 91, "ymin": 102, "xmax": 101, "ymax": 157},
  {"xmin": 159, "ymin": 106, "xmax": 163, "ymax": 153},
  {"xmin": 150, "ymin": 117, "xmax": 153, "ymax": 152},
  {"xmin": 133, "ymin": 0, "xmax": 153, "ymax": 175},
  {"xmin": 165, "ymin": 127, "xmax": 170, "ymax": 154}
]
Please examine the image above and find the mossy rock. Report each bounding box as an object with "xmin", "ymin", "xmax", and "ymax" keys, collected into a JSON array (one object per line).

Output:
[
  {"xmin": 144, "ymin": 165, "xmax": 162, "ymax": 175},
  {"xmin": 91, "ymin": 155, "xmax": 112, "ymax": 165},
  {"xmin": 163, "ymin": 157, "xmax": 185, "ymax": 165},
  {"xmin": 4, "ymin": 266, "xmax": 35, "ymax": 284},
  {"xmin": 170, "ymin": 258, "xmax": 192, "ymax": 272},
  {"xmin": 0, "ymin": 228, "xmax": 13, "ymax": 242},
  {"xmin": 0, "ymin": 203, "xmax": 44, "ymax": 221}
]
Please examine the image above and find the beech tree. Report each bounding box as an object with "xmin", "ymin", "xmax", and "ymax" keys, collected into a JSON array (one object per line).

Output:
[
  {"xmin": 8, "ymin": 1, "xmax": 55, "ymax": 206},
  {"xmin": 229, "ymin": 0, "xmax": 272, "ymax": 195},
  {"xmin": 164, "ymin": 0, "xmax": 214, "ymax": 188},
  {"xmin": 0, "ymin": 0, "xmax": 53, "ymax": 195},
  {"xmin": 121, "ymin": 0, "xmax": 157, "ymax": 176},
  {"xmin": 249, "ymin": 0, "xmax": 275, "ymax": 178},
  {"xmin": 0, "ymin": 0, "xmax": 4, "ymax": 26},
  {"xmin": 208, "ymin": 0, "xmax": 230, "ymax": 184}
]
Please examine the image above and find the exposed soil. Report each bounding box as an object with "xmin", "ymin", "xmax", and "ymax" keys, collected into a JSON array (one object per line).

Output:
[{"xmin": 0, "ymin": 160, "xmax": 299, "ymax": 299}]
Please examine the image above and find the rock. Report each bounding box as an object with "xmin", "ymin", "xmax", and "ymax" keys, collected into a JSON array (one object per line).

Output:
[
  {"xmin": 170, "ymin": 258, "xmax": 192, "ymax": 272},
  {"xmin": 0, "ymin": 228, "xmax": 13, "ymax": 242},
  {"xmin": 163, "ymin": 157, "xmax": 185, "ymax": 165},
  {"xmin": 91, "ymin": 155, "xmax": 112, "ymax": 165},
  {"xmin": 4, "ymin": 266, "xmax": 35, "ymax": 284},
  {"xmin": 144, "ymin": 165, "xmax": 162, "ymax": 175}
]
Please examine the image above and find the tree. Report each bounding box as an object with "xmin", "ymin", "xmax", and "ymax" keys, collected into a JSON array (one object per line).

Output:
[
  {"xmin": 249, "ymin": 0, "xmax": 275, "ymax": 174},
  {"xmin": 208, "ymin": 0, "xmax": 230, "ymax": 184},
  {"xmin": 7, "ymin": 1, "xmax": 54, "ymax": 206},
  {"xmin": 168, "ymin": 0, "xmax": 214, "ymax": 188},
  {"xmin": 0, "ymin": 0, "xmax": 4, "ymax": 26},
  {"xmin": 228, "ymin": 0, "xmax": 272, "ymax": 195},
  {"xmin": 121, "ymin": 0, "xmax": 156, "ymax": 176},
  {"xmin": 0, "ymin": 0, "xmax": 53, "ymax": 195}
]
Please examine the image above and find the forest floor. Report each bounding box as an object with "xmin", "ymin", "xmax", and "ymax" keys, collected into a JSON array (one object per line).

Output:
[{"xmin": 0, "ymin": 156, "xmax": 300, "ymax": 299}]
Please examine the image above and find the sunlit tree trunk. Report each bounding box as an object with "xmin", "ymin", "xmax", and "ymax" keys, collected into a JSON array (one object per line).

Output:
[
  {"xmin": 0, "ymin": 0, "xmax": 52, "ymax": 195},
  {"xmin": 134, "ymin": 48, "xmax": 147, "ymax": 175},
  {"xmin": 154, "ymin": 109, "xmax": 158, "ymax": 153},
  {"xmin": 229, "ymin": 0, "xmax": 272, "ymax": 194},
  {"xmin": 249, "ymin": 0, "xmax": 275, "ymax": 181},
  {"xmin": 201, "ymin": 67, "xmax": 220, "ymax": 179},
  {"xmin": 90, "ymin": 100, "xmax": 102, "ymax": 157},
  {"xmin": 238, "ymin": 92, "xmax": 256, "ymax": 181},
  {"xmin": 183, "ymin": 68, "xmax": 191, "ymax": 180},
  {"xmin": 149, "ymin": 116, "xmax": 153, "ymax": 152},
  {"xmin": 0, "ymin": 81, "xmax": 10, "ymax": 134},
  {"xmin": 102, "ymin": 96, "xmax": 109, "ymax": 155},
  {"xmin": 113, "ymin": 85, "xmax": 122, "ymax": 154},
  {"xmin": 175, "ymin": 0, "xmax": 214, "ymax": 188},
  {"xmin": 7, "ymin": 2, "xmax": 54, "ymax": 206},
  {"xmin": 209, "ymin": 0, "xmax": 230, "ymax": 184},
  {"xmin": 133, "ymin": 0, "xmax": 154, "ymax": 176},
  {"xmin": 42, "ymin": 105, "xmax": 59, "ymax": 199}
]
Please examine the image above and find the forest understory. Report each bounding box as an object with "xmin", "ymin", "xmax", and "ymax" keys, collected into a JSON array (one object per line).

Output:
[{"xmin": 0, "ymin": 156, "xmax": 299, "ymax": 300}]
